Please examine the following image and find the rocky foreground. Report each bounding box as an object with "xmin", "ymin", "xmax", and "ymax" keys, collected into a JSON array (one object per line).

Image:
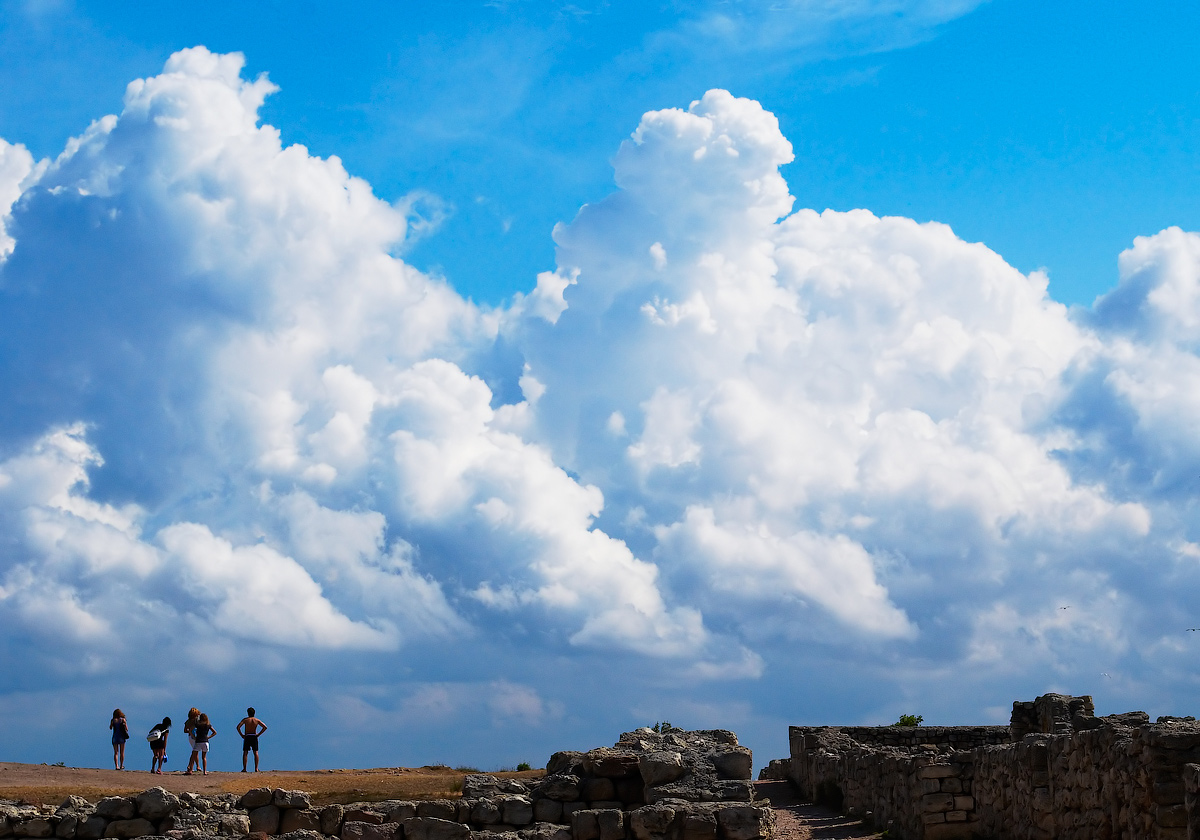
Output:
[{"xmin": 0, "ymin": 728, "xmax": 774, "ymax": 840}]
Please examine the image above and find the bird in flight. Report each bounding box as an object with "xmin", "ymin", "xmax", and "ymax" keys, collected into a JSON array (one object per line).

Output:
[{"xmin": 1059, "ymin": 606, "xmax": 1071, "ymax": 610}]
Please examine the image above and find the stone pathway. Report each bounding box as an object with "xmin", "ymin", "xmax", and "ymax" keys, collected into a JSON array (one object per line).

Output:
[{"xmin": 755, "ymin": 781, "xmax": 883, "ymax": 840}]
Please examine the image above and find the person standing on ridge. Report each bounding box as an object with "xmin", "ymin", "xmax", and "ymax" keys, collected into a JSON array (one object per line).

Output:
[
  {"xmin": 237, "ymin": 707, "xmax": 267, "ymax": 772},
  {"xmin": 148, "ymin": 716, "xmax": 171, "ymax": 774},
  {"xmin": 193, "ymin": 713, "xmax": 216, "ymax": 775},
  {"xmin": 109, "ymin": 709, "xmax": 129, "ymax": 770},
  {"xmin": 183, "ymin": 707, "xmax": 201, "ymax": 775}
]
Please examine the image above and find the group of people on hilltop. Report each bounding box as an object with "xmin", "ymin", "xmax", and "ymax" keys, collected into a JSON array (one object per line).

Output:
[{"xmin": 108, "ymin": 707, "xmax": 268, "ymax": 774}]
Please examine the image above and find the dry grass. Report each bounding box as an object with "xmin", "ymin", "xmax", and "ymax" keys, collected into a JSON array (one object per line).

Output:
[{"xmin": 0, "ymin": 763, "xmax": 543, "ymax": 807}]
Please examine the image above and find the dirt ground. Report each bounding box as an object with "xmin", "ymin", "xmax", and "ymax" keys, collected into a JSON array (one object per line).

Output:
[
  {"xmin": 0, "ymin": 762, "xmax": 542, "ymax": 806},
  {"xmin": 754, "ymin": 782, "xmax": 882, "ymax": 840}
]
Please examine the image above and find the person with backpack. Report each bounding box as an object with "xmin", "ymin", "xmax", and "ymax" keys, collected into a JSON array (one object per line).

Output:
[
  {"xmin": 192, "ymin": 713, "xmax": 216, "ymax": 775},
  {"xmin": 147, "ymin": 716, "xmax": 171, "ymax": 774},
  {"xmin": 109, "ymin": 709, "xmax": 129, "ymax": 770}
]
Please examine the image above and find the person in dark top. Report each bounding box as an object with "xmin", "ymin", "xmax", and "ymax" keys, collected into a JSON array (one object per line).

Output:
[
  {"xmin": 193, "ymin": 713, "xmax": 216, "ymax": 775},
  {"xmin": 149, "ymin": 716, "xmax": 171, "ymax": 774},
  {"xmin": 109, "ymin": 709, "xmax": 129, "ymax": 770},
  {"xmin": 237, "ymin": 707, "xmax": 267, "ymax": 772}
]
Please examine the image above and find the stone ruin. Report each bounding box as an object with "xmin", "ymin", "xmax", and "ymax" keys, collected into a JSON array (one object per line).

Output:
[
  {"xmin": 0, "ymin": 727, "xmax": 772, "ymax": 840},
  {"xmin": 781, "ymin": 691, "xmax": 1200, "ymax": 840}
]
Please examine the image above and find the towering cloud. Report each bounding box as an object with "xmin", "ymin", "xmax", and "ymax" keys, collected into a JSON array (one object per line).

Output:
[{"xmin": 1, "ymin": 48, "xmax": 1199, "ymax": 765}]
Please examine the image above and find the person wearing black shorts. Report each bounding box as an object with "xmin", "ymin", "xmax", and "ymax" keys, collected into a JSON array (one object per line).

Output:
[{"xmin": 237, "ymin": 707, "xmax": 267, "ymax": 771}]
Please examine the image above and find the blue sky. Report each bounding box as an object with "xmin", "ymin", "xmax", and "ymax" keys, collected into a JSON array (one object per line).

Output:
[{"xmin": 2, "ymin": 0, "xmax": 1200, "ymax": 774}]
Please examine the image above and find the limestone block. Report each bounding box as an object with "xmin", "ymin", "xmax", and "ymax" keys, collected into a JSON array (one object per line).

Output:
[
  {"xmin": 581, "ymin": 779, "xmax": 614, "ymax": 803},
  {"xmin": 248, "ymin": 806, "xmax": 280, "ymax": 835},
  {"xmin": 547, "ymin": 753, "xmax": 585, "ymax": 776},
  {"xmin": 470, "ymin": 802, "xmax": 500, "ymax": 825},
  {"xmin": 533, "ymin": 801, "xmax": 562, "ymax": 824},
  {"xmin": 15, "ymin": 820, "xmax": 53, "ymax": 839},
  {"xmin": 0, "ymin": 815, "xmax": 10, "ymax": 839},
  {"xmin": 520, "ymin": 825, "xmax": 571, "ymax": 840},
  {"xmin": 681, "ymin": 812, "xmax": 716, "ymax": 840},
  {"xmin": 341, "ymin": 822, "xmax": 400, "ymax": 840},
  {"xmin": 56, "ymin": 800, "xmax": 88, "ymax": 816},
  {"xmin": 343, "ymin": 810, "xmax": 384, "ymax": 826},
  {"xmin": 383, "ymin": 805, "xmax": 414, "ymax": 825},
  {"xmin": 595, "ymin": 811, "xmax": 624, "ymax": 840},
  {"xmin": 279, "ymin": 831, "xmax": 325, "ymax": 840},
  {"xmin": 638, "ymin": 753, "xmax": 685, "ymax": 788},
  {"xmin": 716, "ymin": 807, "xmax": 770, "ymax": 840},
  {"xmin": 240, "ymin": 790, "xmax": 274, "ymax": 810},
  {"xmin": 280, "ymin": 810, "xmax": 321, "ymax": 834},
  {"xmin": 712, "ymin": 748, "xmax": 753, "ymax": 781},
  {"xmin": 54, "ymin": 817, "xmax": 77, "ymax": 839},
  {"xmin": 75, "ymin": 818, "xmax": 106, "ymax": 840},
  {"xmin": 456, "ymin": 801, "xmax": 472, "ymax": 823},
  {"xmin": 952, "ymin": 796, "xmax": 973, "ymax": 811},
  {"xmin": 416, "ymin": 803, "xmax": 457, "ymax": 822},
  {"xmin": 321, "ymin": 805, "xmax": 345, "ymax": 835},
  {"xmin": 500, "ymin": 798, "xmax": 533, "ymax": 826},
  {"xmin": 917, "ymin": 766, "xmax": 955, "ymax": 780},
  {"xmin": 101, "ymin": 819, "xmax": 153, "ymax": 839},
  {"xmin": 535, "ymin": 777, "xmax": 582, "ymax": 804},
  {"xmin": 920, "ymin": 779, "xmax": 940, "ymax": 795},
  {"xmin": 95, "ymin": 802, "xmax": 135, "ymax": 823},
  {"xmin": 582, "ymin": 750, "xmax": 640, "ymax": 779},
  {"xmin": 402, "ymin": 817, "xmax": 469, "ymax": 840},
  {"xmin": 940, "ymin": 778, "xmax": 962, "ymax": 794},
  {"xmin": 135, "ymin": 788, "xmax": 178, "ymax": 822},
  {"xmin": 218, "ymin": 815, "xmax": 250, "ymax": 836},
  {"xmin": 560, "ymin": 804, "xmax": 586, "ymax": 823},
  {"xmin": 945, "ymin": 811, "xmax": 967, "ymax": 822},
  {"xmin": 570, "ymin": 811, "xmax": 598, "ymax": 840},
  {"xmin": 589, "ymin": 803, "xmax": 621, "ymax": 812},
  {"xmin": 274, "ymin": 791, "xmax": 312, "ymax": 810},
  {"xmin": 629, "ymin": 806, "xmax": 675, "ymax": 840}
]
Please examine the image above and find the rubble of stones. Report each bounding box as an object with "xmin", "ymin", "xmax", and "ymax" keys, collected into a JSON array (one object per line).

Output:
[{"xmin": 0, "ymin": 728, "xmax": 772, "ymax": 840}]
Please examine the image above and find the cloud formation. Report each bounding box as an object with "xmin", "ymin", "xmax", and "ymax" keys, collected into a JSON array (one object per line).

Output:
[{"xmin": 2, "ymin": 47, "xmax": 1200, "ymax": 766}]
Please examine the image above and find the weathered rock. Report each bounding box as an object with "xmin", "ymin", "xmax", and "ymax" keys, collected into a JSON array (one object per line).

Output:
[
  {"xmin": 716, "ymin": 807, "xmax": 770, "ymax": 840},
  {"xmin": 272, "ymin": 793, "xmax": 310, "ymax": 811},
  {"xmin": 340, "ymin": 822, "xmax": 399, "ymax": 840},
  {"xmin": 237, "ymin": 793, "xmax": 272, "ymax": 812},
  {"xmin": 381, "ymin": 806, "xmax": 413, "ymax": 826},
  {"xmin": 681, "ymin": 812, "xmax": 717, "ymax": 840},
  {"xmin": 278, "ymin": 811, "xmax": 319, "ymax": 835},
  {"xmin": 531, "ymin": 801, "xmax": 560, "ymax": 825},
  {"xmin": 247, "ymin": 807, "xmax": 279, "ymax": 836},
  {"xmin": 570, "ymin": 811, "xmax": 598, "ymax": 840},
  {"xmin": 499, "ymin": 798, "xmax": 532, "ymax": 828},
  {"xmin": 217, "ymin": 816, "xmax": 249, "ymax": 837},
  {"xmin": 278, "ymin": 831, "xmax": 325, "ymax": 840},
  {"xmin": 545, "ymin": 753, "xmax": 584, "ymax": 777},
  {"xmin": 613, "ymin": 780, "xmax": 643, "ymax": 806},
  {"xmin": 463, "ymin": 777, "xmax": 527, "ymax": 798},
  {"xmin": 470, "ymin": 802, "xmax": 500, "ymax": 826},
  {"xmin": 319, "ymin": 807, "xmax": 344, "ymax": 836},
  {"xmin": 341, "ymin": 812, "xmax": 381, "ymax": 827},
  {"xmin": 630, "ymin": 806, "xmax": 675, "ymax": 840},
  {"xmin": 532, "ymin": 776, "xmax": 581, "ymax": 804},
  {"xmin": 102, "ymin": 820, "xmax": 154, "ymax": 840},
  {"xmin": 96, "ymin": 802, "xmax": 136, "ymax": 823},
  {"xmin": 75, "ymin": 818, "xmax": 107, "ymax": 840},
  {"xmin": 15, "ymin": 820, "xmax": 53, "ymax": 839},
  {"xmin": 415, "ymin": 803, "xmax": 456, "ymax": 823},
  {"xmin": 402, "ymin": 818, "xmax": 469, "ymax": 840},
  {"xmin": 581, "ymin": 750, "xmax": 639, "ymax": 780},
  {"xmin": 57, "ymin": 799, "xmax": 89, "ymax": 816},
  {"xmin": 136, "ymin": 789, "xmax": 179, "ymax": 823},
  {"xmin": 56, "ymin": 817, "xmax": 79, "ymax": 840},
  {"xmin": 638, "ymin": 753, "xmax": 685, "ymax": 788},
  {"xmin": 712, "ymin": 748, "xmax": 752, "ymax": 782},
  {"xmin": 516, "ymin": 825, "xmax": 570, "ymax": 840}
]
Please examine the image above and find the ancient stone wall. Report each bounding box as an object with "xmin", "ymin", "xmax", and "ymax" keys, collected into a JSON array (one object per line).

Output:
[
  {"xmin": 0, "ymin": 728, "xmax": 771, "ymax": 840},
  {"xmin": 785, "ymin": 693, "xmax": 1200, "ymax": 840}
]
